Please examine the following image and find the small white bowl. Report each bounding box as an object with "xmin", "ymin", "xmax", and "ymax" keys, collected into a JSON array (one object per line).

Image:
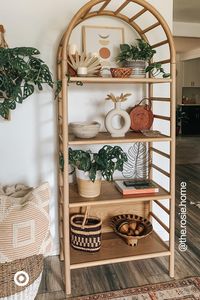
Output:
[{"xmin": 70, "ymin": 122, "xmax": 100, "ymax": 138}]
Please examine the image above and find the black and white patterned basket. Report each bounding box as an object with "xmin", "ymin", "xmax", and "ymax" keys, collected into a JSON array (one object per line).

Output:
[{"xmin": 70, "ymin": 213, "xmax": 102, "ymax": 252}]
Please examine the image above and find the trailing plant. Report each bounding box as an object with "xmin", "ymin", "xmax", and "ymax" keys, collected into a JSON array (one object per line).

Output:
[
  {"xmin": 176, "ymin": 106, "xmax": 188, "ymax": 127},
  {"xmin": 69, "ymin": 145, "xmax": 127, "ymax": 182},
  {"xmin": 116, "ymin": 39, "xmax": 170, "ymax": 78},
  {"xmin": 145, "ymin": 62, "xmax": 170, "ymax": 78},
  {"xmin": 66, "ymin": 74, "xmax": 83, "ymax": 86},
  {"xmin": 0, "ymin": 47, "xmax": 58, "ymax": 119}
]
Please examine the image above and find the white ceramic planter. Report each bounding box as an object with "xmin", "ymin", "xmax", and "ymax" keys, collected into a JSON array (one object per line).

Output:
[
  {"xmin": 75, "ymin": 169, "xmax": 102, "ymax": 198},
  {"xmin": 105, "ymin": 102, "xmax": 131, "ymax": 137},
  {"xmin": 123, "ymin": 60, "xmax": 146, "ymax": 78}
]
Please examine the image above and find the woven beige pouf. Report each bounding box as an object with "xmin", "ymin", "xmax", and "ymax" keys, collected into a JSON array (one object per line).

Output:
[{"xmin": 0, "ymin": 254, "xmax": 43, "ymax": 300}]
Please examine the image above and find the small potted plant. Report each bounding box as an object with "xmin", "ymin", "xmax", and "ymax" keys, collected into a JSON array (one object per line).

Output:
[
  {"xmin": 0, "ymin": 47, "xmax": 56, "ymax": 119},
  {"xmin": 69, "ymin": 145, "xmax": 127, "ymax": 198},
  {"xmin": 176, "ymin": 106, "xmax": 188, "ymax": 135},
  {"xmin": 116, "ymin": 38, "xmax": 170, "ymax": 78}
]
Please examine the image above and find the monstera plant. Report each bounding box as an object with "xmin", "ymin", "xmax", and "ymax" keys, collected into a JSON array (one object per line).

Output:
[{"xmin": 0, "ymin": 47, "xmax": 54, "ymax": 119}]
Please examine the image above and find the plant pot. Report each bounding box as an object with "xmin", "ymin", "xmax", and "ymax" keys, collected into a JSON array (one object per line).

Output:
[
  {"xmin": 123, "ymin": 60, "xmax": 146, "ymax": 78},
  {"xmin": 75, "ymin": 169, "xmax": 102, "ymax": 198}
]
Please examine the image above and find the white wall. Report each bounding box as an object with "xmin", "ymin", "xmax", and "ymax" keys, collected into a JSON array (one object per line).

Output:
[
  {"xmin": 0, "ymin": 0, "xmax": 173, "ymax": 254},
  {"xmin": 174, "ymin": 21, "xmax": 200, "ymax": 38}
]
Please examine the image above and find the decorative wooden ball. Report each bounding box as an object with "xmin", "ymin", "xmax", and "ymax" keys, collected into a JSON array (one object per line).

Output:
[
  {"xmin": 118, "ymin": 222, "xmax": 129, "ymax": 234},
  {"xmin": 135, "ymin": 223, "xmax": 145, "ymax": 235},
  {"xmin": 129, "ymin": 221, "xmax": 137, "ymax": 232}
]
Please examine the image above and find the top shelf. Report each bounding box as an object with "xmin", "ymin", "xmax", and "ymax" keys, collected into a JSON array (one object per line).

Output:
[{"xmin": 69, "ymin": 77, "xmax": 172, "ymax": 84}]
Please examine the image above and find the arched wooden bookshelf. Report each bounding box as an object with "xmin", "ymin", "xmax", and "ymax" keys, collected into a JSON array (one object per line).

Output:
[{"xmin": 57, "ymin": 0, "xmax": 176, "ymax": 295}]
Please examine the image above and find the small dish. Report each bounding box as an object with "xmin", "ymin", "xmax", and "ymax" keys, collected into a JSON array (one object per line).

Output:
[{"xmin": 70, "ymin": 121, "xmax": 100, "ymax": 138}]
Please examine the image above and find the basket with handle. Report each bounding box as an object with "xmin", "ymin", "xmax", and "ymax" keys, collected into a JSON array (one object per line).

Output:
[
  {"xmin": 129, "ymin": 97, "xmax": 154, "ymax": 131},
  {"xmin": 70, "ymin": 206, "xmax": 102, "ymax": 252}
]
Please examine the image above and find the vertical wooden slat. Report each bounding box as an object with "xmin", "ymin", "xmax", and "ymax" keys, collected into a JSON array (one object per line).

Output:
[
  {"xmin": 61, "ymin": 43, "xmax": 71, "ymax": 294},
  {"xmin": 169, "ymin": 61, "xmax": 176, "ymax": 278},
  {"xmin": 148, "ymin": 83, "xmax": 153, "ymax": 223},
  {"xmin": 57, "ymin": 44, "xmax": 65, "ymax": 265}
]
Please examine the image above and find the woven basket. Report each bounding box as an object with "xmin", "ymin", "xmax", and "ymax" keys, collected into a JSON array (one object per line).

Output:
[
  {"xmin": 70, "ymin": 208, "xmax": 102, "ymax": 252},
  {"xmin": 110, "ymin": 68, "xmax": 132, "ymax": 78},
  {"xmin": 0, "ymin": 254, "xmax": 43, "ymax": 299},
  {"xmin": 130, "ymin": 98, "xmax": 154, "ymax": 131},
  {"xmin": 111, "ymin": 214, "xmax": 153, "ymax": 247}
]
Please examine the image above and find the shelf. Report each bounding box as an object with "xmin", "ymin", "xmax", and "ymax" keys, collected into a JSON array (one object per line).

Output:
[
  {"xmin": 69, "ymin": 181, "xmax": 171, "ymax": 208},
  {"xmin": 70, "ymin": 77, "xmax": 172, "ymax": 84},
  {"xmin": 68, "ymin": 132, "xmax": 171, "ymax": 145},
  {"xmin": 70, "ymin": 231, "xmax": 170, "ymax": 269}
]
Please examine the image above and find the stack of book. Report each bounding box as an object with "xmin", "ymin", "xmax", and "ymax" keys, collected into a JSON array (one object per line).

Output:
[{"xmin": 115, "ymin": 179, "xmax": 159, "ymax": 195}]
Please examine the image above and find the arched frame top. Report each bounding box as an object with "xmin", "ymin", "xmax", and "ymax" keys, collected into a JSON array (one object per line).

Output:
[{"xmin": 58, "ymin": 0, "xmax": 176, "ymax": 64}]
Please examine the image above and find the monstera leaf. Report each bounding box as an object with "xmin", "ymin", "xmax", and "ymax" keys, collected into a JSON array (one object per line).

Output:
[
  {"xmin": 122, "ymin": 142, "xmax": 151, "ymax": 179},
  {"xmin": 0, "ymin": 47, "xmax": 54, "ymax": 119}
]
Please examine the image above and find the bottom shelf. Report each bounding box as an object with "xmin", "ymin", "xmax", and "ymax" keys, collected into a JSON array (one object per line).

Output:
[{"xmin": 70, "ymin": 231, "xmax": 170, "ymax": 270}]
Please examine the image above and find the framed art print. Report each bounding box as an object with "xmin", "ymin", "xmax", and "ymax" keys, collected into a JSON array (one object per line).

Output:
[{"xmin": 82, "ymin": 25, "xmax": 125, "ymax": 71}]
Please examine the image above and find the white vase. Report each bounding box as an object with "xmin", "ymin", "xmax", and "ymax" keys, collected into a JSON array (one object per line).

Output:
[
  {"xmin": 105, "ymin": 102, "xmax": 131, "ymax": 137},
  {"xmin": 75, "ymin": 168, "xmax": 102, "ymax": 198}
]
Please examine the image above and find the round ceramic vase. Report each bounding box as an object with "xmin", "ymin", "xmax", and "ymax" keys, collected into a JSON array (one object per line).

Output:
[{"xmin": 105, "ymin": 102, "xmax": 131, "ymax": 137}]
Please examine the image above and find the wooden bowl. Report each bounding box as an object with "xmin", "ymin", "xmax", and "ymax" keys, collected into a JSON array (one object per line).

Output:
[
  {"xmin": 110, "ymin": 68, "xmax": 132, "ymax": 78},
  {"xmin": 111, "ymin": 214, "xmax": 153, "ymax": 247},
  {"xmin": 70, "ymin": 121, "xmax": 100, "ymax": 139}
]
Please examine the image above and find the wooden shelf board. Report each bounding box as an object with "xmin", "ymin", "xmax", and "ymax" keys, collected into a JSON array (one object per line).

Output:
[
  {"xmin": 70, "ymin": 231, "xmax": 170, "ymax": 269},
  {"xmin": 69, "ymin": 181, "xmax": 171, "ymax": 208},
  {"xmin": 70, "ymin": 76, "xmax": 172, "ymax": 84},
  {"xmin": 68, "ymin": 132, "xmax": 171, "ymax": 145}
]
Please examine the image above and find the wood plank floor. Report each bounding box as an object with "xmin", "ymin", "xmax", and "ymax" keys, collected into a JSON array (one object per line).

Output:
[{"xmin": 36, "ymin": 137, "xmax": 200, "ymax": 299}]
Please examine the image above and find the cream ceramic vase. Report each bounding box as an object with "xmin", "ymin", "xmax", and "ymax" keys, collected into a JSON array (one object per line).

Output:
[
  {"xmin": 105, "ymin": 102, "xmax": 131, "ymax": 137},
  {"xmin": 75, "ymin": 168, "xmax": 102, "ymax": 198}
]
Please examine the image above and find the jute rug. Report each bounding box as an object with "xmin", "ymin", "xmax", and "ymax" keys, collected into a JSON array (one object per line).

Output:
[{"xmin": 73, "ymin": 277, "xmax": 200, "ymax": 300}]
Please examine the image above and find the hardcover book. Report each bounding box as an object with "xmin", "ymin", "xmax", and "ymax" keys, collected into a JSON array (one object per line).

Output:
[{"xmin": 115, "ymin": 180, "xmax": 159, "ymax": 195}]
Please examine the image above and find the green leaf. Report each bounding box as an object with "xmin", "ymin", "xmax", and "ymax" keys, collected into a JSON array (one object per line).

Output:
[
  {"xmin": 120, "ymin": 44, "xmax": 130, "ymax": 52},
  {"xmin": 23, "ymin": 83, "xmax": 34, "ymax": 99},
  {"xmin": 11, "ymin": 47, "xmax": 40, "ymax": 56},
  {"xmin": 11, "ymin": 86, "xmax": 23, "ymax": 103}
]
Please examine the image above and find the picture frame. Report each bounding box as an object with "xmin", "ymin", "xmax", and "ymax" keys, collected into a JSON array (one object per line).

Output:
[{"xmin": 82, "ymin": 25, "xmax": 125, "ymax": 72}]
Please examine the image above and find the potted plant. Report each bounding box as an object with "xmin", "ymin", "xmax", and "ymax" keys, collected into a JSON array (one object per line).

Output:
[
  {"xmin": 69, "ymin": 145, "xmax": 127, "ymax": 198},
  {"xmin": 176, "ymin": 106, "xmax": 188, "ymax": 135},
  {"xmin": 0, "ymin": 47, "xmax": 55, "ymax": 119},
  {"xmin": 116, "ymin": 39, "xmax": 170, "ymax": 78}
]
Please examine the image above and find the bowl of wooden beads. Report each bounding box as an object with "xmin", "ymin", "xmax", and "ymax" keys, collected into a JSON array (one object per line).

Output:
[{"xmin": 111, "ymin": 214, "xmax": 153, "ymax": 247}]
